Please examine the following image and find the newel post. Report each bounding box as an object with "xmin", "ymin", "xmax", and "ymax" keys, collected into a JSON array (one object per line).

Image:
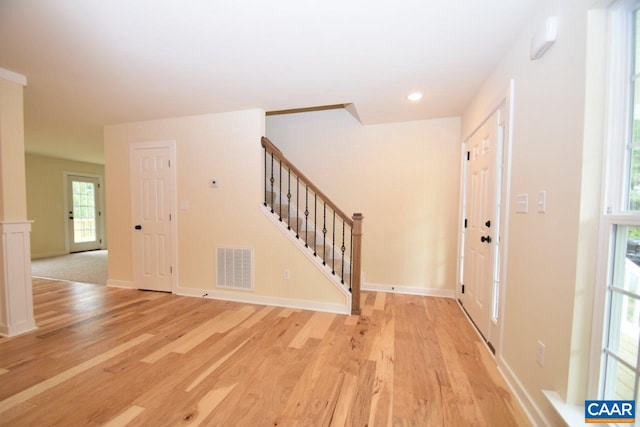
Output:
[{"xmin": 351, "ymin": 213, "xmax": 363, "ymax": 315}]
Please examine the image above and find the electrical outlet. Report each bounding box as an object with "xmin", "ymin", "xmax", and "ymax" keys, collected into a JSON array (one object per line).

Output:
[
  {"xmin": 536, "ymin": 340, "xmax": 545, "ymax": 367},
  {"xmin": 284, "ymin": 269, "xmax": 290, "ymax": 280}
]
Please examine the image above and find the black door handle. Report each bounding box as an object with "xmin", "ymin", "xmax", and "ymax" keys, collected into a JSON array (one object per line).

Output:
[
  {"xmin": 481, "ymin": 235, "xmax": 492, "ymax": 243},
  {"xmin": 134, "ymin": 225, "xmax": 142, "ymax": 230}
]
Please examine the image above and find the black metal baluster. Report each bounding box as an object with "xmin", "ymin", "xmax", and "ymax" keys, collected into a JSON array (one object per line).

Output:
[
  {"xmin": 286, "ymin": 168, "xmax": 291, "ymax": 229},
  {"xmin": 304, "ymin": 186, "xmax": 309, "ymax": 247},
  {"xmin": 296, "ymin": 176, "xmax": 300, "ymax": 238},
  {"xmin": 270, "ymin": 153, "xmax": 275, "ymax": 213},
  {"xmin": 313, "ymin": 194, "xmax": 317, "ymax": 256},
  {"xmin": 331, "ymin": 211, "xmax": 336, "ymax": 274},
  {"xmin": 278, "ymin": 161, "xmax": 282, "ymax": 221},
  {"xmin": 322, "ymin": 202, "xmax": 327, "ymax": 266},
  {"xmin": 341, "ymin": 221, "xmax": 346, "ymax": 284},
  {"xmin": 264, "ymin": 147, "xmax": 267, "ymax": 207}
]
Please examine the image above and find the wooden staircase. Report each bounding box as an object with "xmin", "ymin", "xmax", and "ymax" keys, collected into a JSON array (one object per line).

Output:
[{"xmin": 262, "ymin": 137, "xmax": 363, "ymax": 315}]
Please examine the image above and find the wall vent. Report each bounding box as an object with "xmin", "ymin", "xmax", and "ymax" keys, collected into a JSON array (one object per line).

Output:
[{"xmin": 216, "ymin": 247, "xmax": 253, "ymax": 291}]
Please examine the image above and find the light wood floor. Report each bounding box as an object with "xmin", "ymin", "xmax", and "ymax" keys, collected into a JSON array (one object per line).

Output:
[{"xmin": 0, "ymin": 279, "xmax": 530, "ymax": 426}]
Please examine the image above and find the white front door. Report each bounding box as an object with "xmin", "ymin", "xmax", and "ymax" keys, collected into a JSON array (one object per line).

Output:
[
  {"xmin": 130, "ymin": 142, "xmax": 175, "ymax": 292},
  {"xmin": 67, "ymin": 174, "xmax": 103, "ymax": 253},
  {"xmin": 460, "ymin": 112, "xmax": 500, "ymax": 349}
]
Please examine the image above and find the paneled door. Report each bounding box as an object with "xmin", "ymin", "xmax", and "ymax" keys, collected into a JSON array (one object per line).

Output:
[
  {"xmin": 460, "ymin": 112, "xmax": 501, "ymax": 350},
  {"xmin": 130, "ymin": 142, "xmax": 175, "ymax": 292},
  {"xmin": 67, "ymin": 174, "xmax": 103, "ymax": 253}
]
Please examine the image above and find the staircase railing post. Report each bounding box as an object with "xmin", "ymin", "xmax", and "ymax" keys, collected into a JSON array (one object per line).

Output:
[{"xmin": 351, "ymin": 213, "xmax": 363, "ymax": 315}]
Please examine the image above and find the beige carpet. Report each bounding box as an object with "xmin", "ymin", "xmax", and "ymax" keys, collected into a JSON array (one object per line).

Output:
[{"xmin": 31, "ymin": 250, "xmax": 108, "ymax": 285}]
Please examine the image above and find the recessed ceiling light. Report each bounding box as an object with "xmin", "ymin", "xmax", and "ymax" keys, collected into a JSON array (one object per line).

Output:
[{"xmin": 408, "ymin": 92, "xmax": 423, "ymax": 102}]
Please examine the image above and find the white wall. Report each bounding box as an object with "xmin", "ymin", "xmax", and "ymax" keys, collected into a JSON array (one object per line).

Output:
[
  {"xmin": 462, "ymin": 0, "xmax": 598, "ymax": 423},
  {"xmin": 104, "ymin": 109, "xmax": 348, "ymax": 313},
  {"xmin": 267, "ymin": 110, "xmax": 461, "ymax": 295}
]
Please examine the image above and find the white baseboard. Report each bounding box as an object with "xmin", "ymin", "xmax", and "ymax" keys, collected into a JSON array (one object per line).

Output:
[
  {"xmin": 362, "ymin": 282, "xmax": 455, "ymax": 298},
  {"xmin": 106, "ymin": 279, "xmax": 136, "ymax": 289},
  {"xmin": 175, "ymin": 286, "xmax": 350, "ymax": 315},
  {"xmin": 497, "ymin": 355, "xmax": 550, "ymax": 427},
  {"xmin": 31, "ymin": 251, "xmax": 68, "ymax": 260}
]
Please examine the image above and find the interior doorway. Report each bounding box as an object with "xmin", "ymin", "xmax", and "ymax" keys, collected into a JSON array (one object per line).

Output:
[
  {"xmin": 64, "ymin": 173, "xmax": 104, "ymax": 253},
  {"xmin": 458, "ymin": 82, "xmax": 514, "ymax": 356}
]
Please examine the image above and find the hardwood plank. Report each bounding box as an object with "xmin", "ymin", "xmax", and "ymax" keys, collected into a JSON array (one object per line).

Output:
[
  {"xmin": 103, "ymin": 405, "xmax": 145, "ymax": 427},
  {"xmin": 289, "ymin": 311, "xmax": 336, "ymax": 349},
  {"xmin": 0, "ymin": 280, "xmax": 531, "ymax": 426},
  {"xmin": 0, "ymin": 333, "xmax": 153, "ymax": 414}
]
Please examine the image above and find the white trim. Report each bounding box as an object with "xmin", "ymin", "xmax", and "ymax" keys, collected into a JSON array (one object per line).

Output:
[
  {"xmin": 497, "ymin": 356, "xmax": 550, "ymax": 427},
  {"xmin": 542, "ymin": 390, "xmax": 583, "ymax": 427},
  {"xmin": 106, "ymin": 279, "xmax": 136, "ymax": 289},
  {"xmin": 0, "ymin": 221, "xmax": 37, "ymax": 337},
  {"xmin": 174, "ymin": 286, "xmax": 349, "ymax": 315},
  {"xmin": 0, "ymin": 67, "xmax": 27, "ymax": 86},
  {"xmin": 361, "ymin": 282, "xmax": 454, "ymax": 298},
  {"xmin": 260, "ymin": 205, "xmax": 353, "ymax": 302}
]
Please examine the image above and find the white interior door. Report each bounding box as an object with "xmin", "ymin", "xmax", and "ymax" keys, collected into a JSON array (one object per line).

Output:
[
  {"xmin": 130, "ymin": 143, "xmax": 175, "ymax": 292},
  {"xmin": 460, "ymin": 113, "xmax": 499, "ymax": 347},
  {"xmin": 67, "ymin": 174, "xmax": 103, "ymax": 253}
]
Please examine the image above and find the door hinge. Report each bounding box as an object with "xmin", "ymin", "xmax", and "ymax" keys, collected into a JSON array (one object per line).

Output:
[
  {"xmin": 100, "ymin": 239, "xmax": 102, "ymax": 244},
  {"xmin": 170, "ymin": 266, "xmax": 173, "ymax": 274},
  {"xmin": 168, "ymin": 160, "xmax": 171, "ymax": 167},
  {"xmin": 461, "ymin": 284, "xmax": 465, "ymax": 294},
  {"xmin": 169, "ymin": 213, "xmax": 172, "ymax": 221},
  {"xmin": 98, "ymin": 183, "xmax": 101, "ymax": 189},
  {"xmin": 464, "ymin": 218, "xmax": 467, "ymax": 228},
  {"xmin": 466, "ymin": 151, "xmax": 470, "ymax": 161},
  {"xmin": 98, "ymin": 211, "xmax": 101, "ymax": 216}
]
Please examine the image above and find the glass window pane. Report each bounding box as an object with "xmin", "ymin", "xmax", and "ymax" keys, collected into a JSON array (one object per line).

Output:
[
  {"xmin": 607, "ymin": 291, "xmax": 640, "ymax": 367},
  {"xmin": 603, "ymin": 355, "xmax": 637, "ymax": 400},
  {"xmin": 612, "ymin": 226, "xmax": 640, "ymax": 293}
]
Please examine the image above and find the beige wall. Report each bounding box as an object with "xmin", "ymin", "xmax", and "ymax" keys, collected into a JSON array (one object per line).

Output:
[
  {"xmin": 0, "ymin": 79, "xmax": 27, "ymax": 221},
  {"xmin": 462, "ymin": 0, "xmax": 597, "ymax": 423},
  {"xmin": 104, "ymin": 109, "xmax": 346, "ymax": 309},
  {"xmin": 267, "ymin": 110, "xmax": 461, "ymax": 293},
  {"xmin": 25, "ymin": 154, "xmax": 105, "ymax": 258}
]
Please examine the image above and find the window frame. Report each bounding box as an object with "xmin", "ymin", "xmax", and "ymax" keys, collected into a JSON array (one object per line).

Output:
[{"xmin": 590, "ymin": 0, "xmax": 640, "ymax": 402}]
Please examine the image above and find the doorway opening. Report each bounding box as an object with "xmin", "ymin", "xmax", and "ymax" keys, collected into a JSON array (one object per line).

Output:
[{"xmin": 64, "ymin": 173, "xmax": 104, "ymax": 253}]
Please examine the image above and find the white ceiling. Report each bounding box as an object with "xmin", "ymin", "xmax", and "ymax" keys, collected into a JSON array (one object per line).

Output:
[{"xmin": 0, "ymin": 0, "xmax": 537, "ymax": 164}]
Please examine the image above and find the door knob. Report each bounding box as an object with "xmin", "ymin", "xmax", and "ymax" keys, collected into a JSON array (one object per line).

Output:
[
  {"xmin": 134, "ymin": 225, "xmax": 142, "ymax": 230},
  {"xmin": 481, "ymin": 235, "xmax": 492, "ymax": 243}
]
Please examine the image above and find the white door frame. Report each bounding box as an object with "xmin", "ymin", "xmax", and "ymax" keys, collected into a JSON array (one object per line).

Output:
[
  {"xmin": 129, "ymin": 140, "xmax": 178, "ymax": 293},
  {"xmin": 457, "ymin": 80, "xmax": 515, "ymax": 357},
  {"xmin": 63, "ymin": 171, "xmax": 105, "ymax": 253}
]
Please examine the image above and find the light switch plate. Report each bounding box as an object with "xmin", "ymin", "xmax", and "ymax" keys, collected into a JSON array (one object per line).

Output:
[
  {"xmin": 516, "ymin": 194, "xmax": 528, "ymax": 214},
  {"xmin": 538, "ymin": 190, "xmax": 546, "ymax": 213}
]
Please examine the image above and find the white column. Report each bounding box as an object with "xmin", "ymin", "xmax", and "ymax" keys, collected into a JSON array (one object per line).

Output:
[
  {"xmin": 0, "ymin": 221, "xmax": 35, "ymax": 336},
  {"xmin": 0, "ymin": 68, "xmax": 36, "ymax": 337}
]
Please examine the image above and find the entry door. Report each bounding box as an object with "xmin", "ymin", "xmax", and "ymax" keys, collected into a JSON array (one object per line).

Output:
[
  {"xmin": 67, "ymin": 175, "xmax": 102, "ymax": 252},
  {"xmin": 460, "ymin": 114, "xmax": 499, "ymax": 346},
  {"xmin": 130, "ymin": 143, "xmax": 175, "ymax": 292}
]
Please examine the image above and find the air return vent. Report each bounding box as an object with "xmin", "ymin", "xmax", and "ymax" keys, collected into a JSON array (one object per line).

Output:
[{"xmin": 216, "ymin": 247, "xmax": 253, "ymax": 291}]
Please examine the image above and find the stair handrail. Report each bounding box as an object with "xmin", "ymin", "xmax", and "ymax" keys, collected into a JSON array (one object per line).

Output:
[
  {"xmin": 261, "ymin": 137, "xmax": 353, "ymax": 227},
  {"xmin": 261, "ymin": 136, "xmax": 363, "ymax": 315}
]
